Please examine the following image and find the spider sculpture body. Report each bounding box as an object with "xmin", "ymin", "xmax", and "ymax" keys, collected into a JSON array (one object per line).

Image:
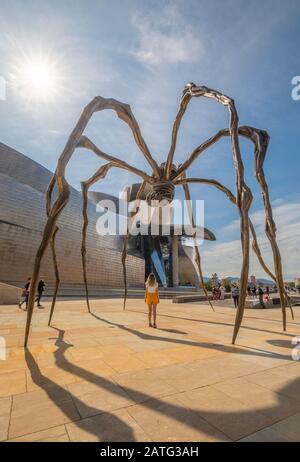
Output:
[{"xmin": 24, "ymin": 83, "xmax": 294, "ymax": 347}]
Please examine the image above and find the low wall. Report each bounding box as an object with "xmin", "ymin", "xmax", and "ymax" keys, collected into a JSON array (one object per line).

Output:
[{"xmin": 0, "ymin": 282, "xmax": 22, "ymax": 305}]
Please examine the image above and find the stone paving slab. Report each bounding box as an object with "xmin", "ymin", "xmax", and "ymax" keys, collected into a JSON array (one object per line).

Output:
[
  {"xmin": 0, "ymin": 299, "xmax": 299, "ymax": 442},
  {"xmin": 9, "ymin": 425, "xmax": 70, "ymax": 442}
]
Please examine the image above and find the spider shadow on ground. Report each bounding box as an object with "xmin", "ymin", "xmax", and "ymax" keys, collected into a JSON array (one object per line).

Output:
[
  {"xmin": 126, "ymin": 307, "xmax": 297, "ymax": 340},
  {"xmin": 22, "ymin": 325, "xmax": 300, "ymax": 442},
  {"xmin": 24, "ymin": 332, "xmax": 136, "ymax": 442},
  {"xmin": 156, "ymin": 328, "xmax": 187, "ymax": 335},
  {"xmin": 89, "ymin": 311, "xmax": 292, "ymax": 362}
]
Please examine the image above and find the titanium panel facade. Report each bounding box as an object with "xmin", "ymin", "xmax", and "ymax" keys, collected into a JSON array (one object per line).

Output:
[{"xmin": 0, "ymin": 143, "xmax": 145, "ymax": 288}]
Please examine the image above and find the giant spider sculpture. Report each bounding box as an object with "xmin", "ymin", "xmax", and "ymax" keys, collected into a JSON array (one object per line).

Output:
[{"xmin": 24, "ymin": 82, "xmax": 294, "ymax": 347}]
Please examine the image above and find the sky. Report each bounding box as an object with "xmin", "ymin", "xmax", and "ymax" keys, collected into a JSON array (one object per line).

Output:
[{"xmin": 0, "ymin": 0, "xmax": 299, "ymax": 279}]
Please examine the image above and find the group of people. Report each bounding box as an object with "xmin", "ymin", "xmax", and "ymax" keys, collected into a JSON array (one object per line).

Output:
[
  {"xmin": 212, "ymin": 285, "xmax": 225, "ymax": 300},
  {"xmin": 249, "ymin": 285, "xmax": 271, "ymax": 308},
  {"xmin": 15, "ymin": 272, "xmax": 273, "ymax": 327},
  {"xmin": 126, "ymin": 276, "xmax": 275, "ymax": 326},
  {"xmin": 247, "ymin": 285, "xmax": 270, "ymax": 299},
  {"xmin": 231, "ymin": 284, "xmax": 271, "ymax": 309},
  {"xmin": 212, "ymin": 283, "xmax": 242, "ymax": 308},
  {"xmin": 17, "ymin": 272, "xmax": 159, "ymax": 326},
  {"xmin": 18, "ymin": 277, "xmax": 46, "ymax": 310}
]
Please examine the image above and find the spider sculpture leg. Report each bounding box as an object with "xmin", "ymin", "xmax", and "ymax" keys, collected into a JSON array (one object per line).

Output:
[
  {"xmin": 24, "ymin": 96, "xmax": 155, "ymax": 347},
  {"xmin": 81, "ymin": 165, "xmax": 146, "ymax": 313},
  {"xmin": 51, "ymin": 161, "xmax": 149, "ymax": 322},
  {"xmin": 122, "ymin": 181, "xmax": 146, "ymax": 311},
  {"xmin": 178, "ymin": 85, "xmax": 253, "ymax": 344},
  {"xmin": 176, "ymin": 177, "xmax": 294, "ymax": 332},
  {"xmin": 167, "ymin": 84, "xmax": 290, "ymax": 339},
  {"xmin": 237, "ymin": 127, "xmax": 291, "ymax": 326},
  {"xmin": 81, "ymin": 163, "xmax": 116, "ymax": 314},
  {"xmin": 121, "ymin": 233, "xmax": 129, "ymax": 311},
  {"xmin": 213, "ymin": 126, "xmax": 292, "ymax": 326},
  {"xmin": 177, "ymin": 177, "xmax": 278, "ymax": 282},
  {"xmin": 176, "ymin": 178, "xmax": 252, "ymax": 340},
  {"xmin": 180, "ymin": 176, "xmax": 215, "ymax": 312},
  {"xmin": 48, "ymin": 226, "xmax": 60, "ymax": 326},
  {"xmin": 76, "ymin": 138, "xmax": 153, "ymax": 312},
  {"xmin": 248, "ymin": 218, "xmax": 293, "ymax": 320},
  {"xmin": 174, "ymin": 122, "xmax": 292, "ymax": 328},
  {"xmin": 24, "ymin": 179, "xmax": 70, "ymax": 347},
  {"xmin": 44, "ymin": 177, "xmax": 61, "ymax": 326}
]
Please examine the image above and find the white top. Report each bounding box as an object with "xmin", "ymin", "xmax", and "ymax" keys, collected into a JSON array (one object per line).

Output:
[{"xmin": 145, "ymin": 282, "xmax": 158, "ymax": 293}]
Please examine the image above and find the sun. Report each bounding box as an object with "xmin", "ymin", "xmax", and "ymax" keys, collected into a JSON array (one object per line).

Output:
[
  {"xmin": 11, "ymin": 52, "xmax": 65, "ymax": 103},
  {"xmin": 23, "ymin": 61, "xmax": 55, "ymax": 97}
]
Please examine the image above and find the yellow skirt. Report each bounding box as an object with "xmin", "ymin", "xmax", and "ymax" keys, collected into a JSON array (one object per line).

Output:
[{"xmin": 145, "ymin": 293, "xmax": 160, "ymax": 305}]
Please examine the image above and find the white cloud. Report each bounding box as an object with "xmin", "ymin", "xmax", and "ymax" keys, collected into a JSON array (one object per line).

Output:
[
  {"xmin": 131, "ymin": 5, "xmax": 204, "ymax": 65},
  {"xmin": 201, "ymin": 200, "xmax": 300, "ymax": 280},
  {"xmin": 222, "ymin": 201, "xmax": 300, "ymax": 235}
]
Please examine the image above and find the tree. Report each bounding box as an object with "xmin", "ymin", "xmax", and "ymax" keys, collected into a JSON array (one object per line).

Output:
[
  {"xmin": 222, "ymin": 278, "xmax": 232, "ymax": 293},
  {"xmin": 205, "ymin": 280, "xmax": 212, "ymax": 292}
]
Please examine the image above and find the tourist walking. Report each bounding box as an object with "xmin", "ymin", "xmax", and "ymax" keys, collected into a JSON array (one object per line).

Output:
[
  {"xmin": 251, "ymin": 286, "xmax": 257, "ymax": 299},
  {"xmin": 144, "ymin": 273, "xmax": 160, "ymax": 328},
  {"xmin": 36, "ymin": 279, "xmax": 46, "ymax": 307},
  {"xmin": 258, "ymin": 286, "xmax": 265, "ymax": 308},
  {"xmin": 18, "ymin": 277, "xmax": 31, "ymax": 310},
  {"xmin": 219, "ymin": 285, "xmax": 225, "ymax": 300},
  {"xmin": 213, "ymin": 286, "xmax": 221, "ymax": 300},
  {"xmin": 231, "ymin": 286, "xmax": 240, "ymax": 308},
  {"xmin": 247, "ymin": 286, "xmax": 251, "ymax": 297},
  {"xmin": 212, "ymin": 287, "xmax": 217, "ymax": 300}
]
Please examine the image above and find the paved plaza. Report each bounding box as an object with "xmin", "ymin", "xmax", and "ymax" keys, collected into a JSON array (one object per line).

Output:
[{"xmin": 0, "ymin": 299, "xmax": 300, "ymax": 442}]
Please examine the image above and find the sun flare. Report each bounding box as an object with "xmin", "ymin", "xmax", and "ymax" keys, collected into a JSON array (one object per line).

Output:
[
  {"xmin": 12, "ymin": 52, "xmax": 64, "ymax": 102},
  {"xmin": 24, "ymin": 62, "xmax": 55, "ymax": 94}
]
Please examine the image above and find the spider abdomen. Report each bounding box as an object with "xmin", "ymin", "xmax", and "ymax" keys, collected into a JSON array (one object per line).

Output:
[{"xmin": 146, "ymin": 180, "xmax": 174, "ymax": 205}]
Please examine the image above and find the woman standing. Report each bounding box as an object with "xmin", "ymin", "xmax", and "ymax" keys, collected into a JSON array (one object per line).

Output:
[
  {"xmin": 145, "ymin": 273, "xmax": 160, "ymax": 328},
  {"xmin": 231, "ymin": 285, "xmax": 240, "ymax": 308}
]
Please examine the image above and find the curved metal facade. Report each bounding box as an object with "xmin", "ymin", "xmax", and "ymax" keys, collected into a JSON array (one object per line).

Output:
[{"xmin": 0, "ymin": 143, "xmax": 145, "ymax": 288}]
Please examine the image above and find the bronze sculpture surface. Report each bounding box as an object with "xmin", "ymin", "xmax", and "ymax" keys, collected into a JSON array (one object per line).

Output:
[{"xmin": 24, "ymin": 82, "xmax": 293, "ymax": 347}]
